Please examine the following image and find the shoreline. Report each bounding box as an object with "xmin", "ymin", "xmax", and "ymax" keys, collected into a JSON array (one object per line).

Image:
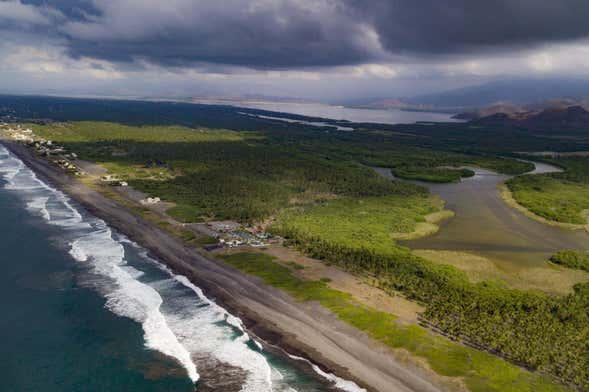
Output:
[{"xmin": 1, "ymin": 139, "xmax": 446, "ymax": 392}]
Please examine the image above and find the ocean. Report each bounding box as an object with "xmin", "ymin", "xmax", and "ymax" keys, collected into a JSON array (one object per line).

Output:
[{"xmin": 0, "ymin": 145, "xmax": 362, "ymax": 392}]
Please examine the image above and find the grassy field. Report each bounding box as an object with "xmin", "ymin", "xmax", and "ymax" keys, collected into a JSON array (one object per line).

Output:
[{"xmin": 221, "ymin": 252, "xmax": 567, "ymax": 392}]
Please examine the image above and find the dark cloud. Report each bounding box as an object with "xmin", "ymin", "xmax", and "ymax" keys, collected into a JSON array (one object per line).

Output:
[
  {"xmin": 5, "ymin": 0, "xmax": 589, "ymax": 69},
  {"xmin": 344, "ymin": 0, "xmax": 589, "ymax": 55},
  {"xmin": 55, "ymin": 0, "xmax": 382, "ymax": 68}
]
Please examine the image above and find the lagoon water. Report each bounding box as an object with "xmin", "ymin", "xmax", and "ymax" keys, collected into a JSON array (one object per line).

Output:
[
  {"xmin": 0, "ymin": 145, "xmax": 356, "ymax": 392},
  {"xmin": 376, "ymin": 164, "xmax": 589, "ymax": 270}
]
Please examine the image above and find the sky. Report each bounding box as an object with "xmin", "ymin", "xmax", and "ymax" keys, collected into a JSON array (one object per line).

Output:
[{"xmin": 2, "ymin": 0, "xmax": 589, "ymax": 102}]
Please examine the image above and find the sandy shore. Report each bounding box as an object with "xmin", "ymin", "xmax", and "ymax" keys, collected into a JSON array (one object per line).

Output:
[{"xmin": 2, "ymin": 139, "xmax": 448, "ymax": 392}]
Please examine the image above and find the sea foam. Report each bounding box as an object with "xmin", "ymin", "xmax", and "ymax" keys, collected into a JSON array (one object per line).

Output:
[
  {"xmin": 0, "ymin": 145, "xmax": 365, "ymax": 392},
  {"xmin": 0, "ymin": 146, "xmax": 199, "ymax": 383}
]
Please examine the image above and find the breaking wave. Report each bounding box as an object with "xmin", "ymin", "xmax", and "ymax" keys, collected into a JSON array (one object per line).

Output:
[{"xmin": 0, "ymin": 144, "xmax": 366, "ymax": 392}]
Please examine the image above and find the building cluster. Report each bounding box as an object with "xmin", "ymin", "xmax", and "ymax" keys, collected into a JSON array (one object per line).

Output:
[
  {"xmin": 4, "ymin": 125, "xmax": 34, "ymax": 142},
  {"xmin": 206, "ymin": 220, "xmax": 276, "ymax": 248},
  {"xmin": 3, "ymin": 125, "xmax": 84, "ymax": 176}
]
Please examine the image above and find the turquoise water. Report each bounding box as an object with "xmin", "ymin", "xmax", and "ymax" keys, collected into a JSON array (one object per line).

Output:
[{"xmin": 0, "ymin": 145, "xmax": 359, "ymax": 392}]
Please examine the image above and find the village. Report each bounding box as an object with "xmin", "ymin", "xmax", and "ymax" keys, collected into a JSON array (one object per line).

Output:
[
  {"xmin": 1, "ymin": 123, "xmax": 276, "ymax": 251},
  {"xmin": 2, "ymin": 124, "xmax": 86, "ymax": 177}
]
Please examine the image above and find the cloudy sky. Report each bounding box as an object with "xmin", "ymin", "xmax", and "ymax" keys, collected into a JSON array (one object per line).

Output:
[{"xmin": 2, "ymin": 0, "xmax": 589, "ymax": 102}]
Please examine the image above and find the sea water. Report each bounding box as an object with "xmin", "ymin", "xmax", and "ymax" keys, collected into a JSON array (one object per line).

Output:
[{"xmin": 0, "ymin": 145, "xmax": 365, "ymax": 392}]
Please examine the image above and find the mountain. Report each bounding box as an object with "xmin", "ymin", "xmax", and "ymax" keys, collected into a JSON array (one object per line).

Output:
[
  {"xmin": 453, "ymin": 103, "xmax": 525, "ymax": 120},
  {"xmin": 472, "ymin": 105, "xmax": 589, "ymax": 131},
  {"xmin": 405, "ymin": 78, "xmax": 589, "ymax": 109},
  {"xmin": 454, "ymin": 97, "xmax": 589, "ymax": 120}
]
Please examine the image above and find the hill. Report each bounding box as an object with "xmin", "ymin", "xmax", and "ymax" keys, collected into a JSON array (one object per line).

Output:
[{"xmin": 472, "ymin": 105, "xmax": 589, "ymax": 132}]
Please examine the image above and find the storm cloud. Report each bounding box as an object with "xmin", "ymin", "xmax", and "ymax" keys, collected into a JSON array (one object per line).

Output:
[
  {"xmin": 42, "ymin": 0, "xmax": 383, "ymax": 68},
  {"xmin": 3, "ymin": 0, "xmax": 588, "ymax": 69},
  {"xmin": 346, "ymin": 0, "xmax": 589, "ymax": 56}
]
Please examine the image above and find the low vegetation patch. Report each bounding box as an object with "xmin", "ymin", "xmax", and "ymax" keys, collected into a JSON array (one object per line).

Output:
[
  {"xmin": 506, "ymin": 157, "xmax": 589, "ymax": 224},
  {"xmin": 416, "ymin": 250, "xmax": 589, "ymax": 295},
  {"xmin": 271, "ymin": 194, "xmax": 442, "ymax": 256},
  {"xmin": 507, "ymin": 175, "xmax": 589, "ymax": 224},
  {"xmin": 550, "ymin": 250, "xmax": 589, "ymax": 272},
  {"xmin": 221, "ymin": 252, "xmax": 567, "ymax": 392}
]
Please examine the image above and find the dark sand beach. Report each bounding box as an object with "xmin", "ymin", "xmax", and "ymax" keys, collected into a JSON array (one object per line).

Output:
[{"xmin": 2, "ymin": 139, "xmax": 447, "ymax": 392}]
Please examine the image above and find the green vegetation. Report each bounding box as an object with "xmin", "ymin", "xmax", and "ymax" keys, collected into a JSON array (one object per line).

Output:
[
  {"xmin": 272, "ymin": 195, "xmax": 441, "ymax": 255},
  {"xmin": 550, "ymin": 250, "xmax": 589, "ymax": 272},
  {"xmin": 352, "ymin": 147, "xmax": 534, "ymax": 178},
  {"xmin": 222, "ymin": 252, "xmax": 566, "ymax": 392},
  {"xmin": 17, "ymin": 106, "xmax": 587, "ymax": 391},
  {"xmin": 506, "ymin": 157, "xmax": 589, "ymax": 224},
  {"xmin": 270, "ymin": 200, "xmax": 589, "ymax": 389},
  {"xmin": 32, "ymin": 121, "xmax": 411, "ymax": 222},
  {"xmin": 415, "ymin": 250, "xmax": 589, "ymax": 295}
]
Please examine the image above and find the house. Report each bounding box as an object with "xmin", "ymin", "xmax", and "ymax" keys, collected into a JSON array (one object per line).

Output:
[
  {"xmin": 140, "ymin": 197, "xmax": 161, "ymax": 205},
  {"xmin": 48, "ymin": 147, "xmax": 65, "ymax": 155}
]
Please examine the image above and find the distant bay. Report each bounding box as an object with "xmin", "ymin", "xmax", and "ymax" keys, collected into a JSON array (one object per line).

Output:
[{"xmin": 196, "ymin": 100, "xmax": 461, "ymax": 124}]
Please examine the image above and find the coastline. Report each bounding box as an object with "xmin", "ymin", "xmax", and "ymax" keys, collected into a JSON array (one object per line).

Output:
[{"xmin": 1, "ymin": 139, "xmax": 447, "ymax": 392}]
